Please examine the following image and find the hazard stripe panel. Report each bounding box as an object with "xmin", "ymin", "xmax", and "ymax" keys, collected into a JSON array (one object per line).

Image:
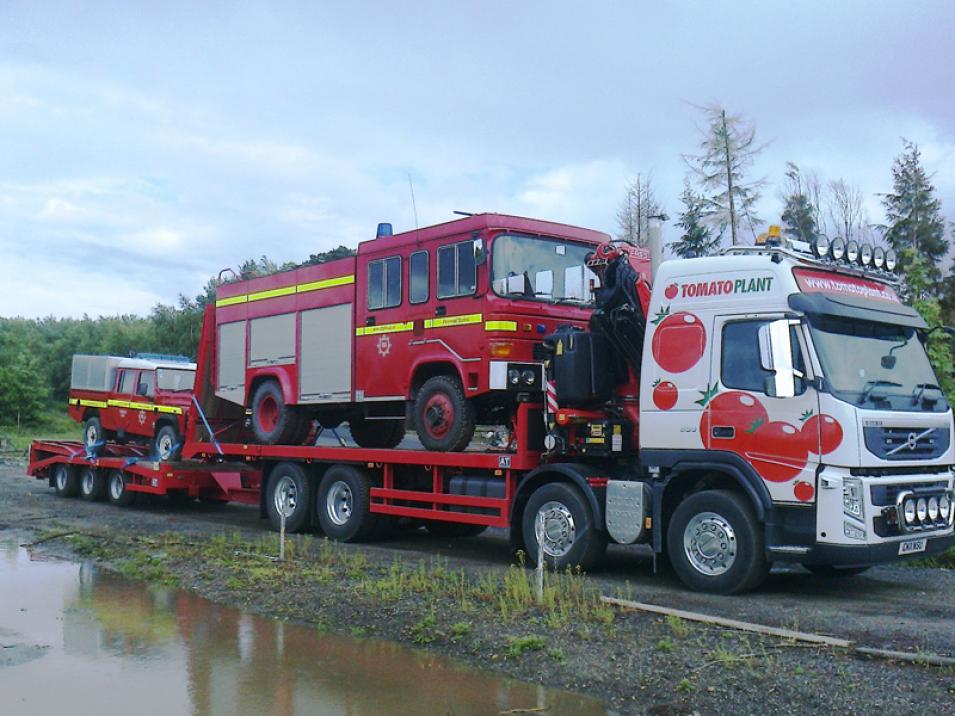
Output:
[
  {"xmin": 355, "ymin": 322, "xmax": 414, "ymax": 336},
  {"xmin": 484, "ymin": 320, "xmax": 517, "ymax": 332},
  {"xmin": 69, "ymin": 397, "xmax": 182, "ymax": 415},
  {"xmin": 424, "ymin": 313, "xmax": 483, "ymax": 329},
  {"xmin": 215, "ymin": 274, "xmax": 355, "ymax": 308}
]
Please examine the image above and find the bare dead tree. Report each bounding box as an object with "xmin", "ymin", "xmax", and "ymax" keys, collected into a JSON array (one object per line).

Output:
[
  {"xmin": 828, "ymin": 179, "xmax": 865, "ymax": 243},
  {"xmin": 615, "ymin": 173, "xmax": 662, "ymax": 246}
]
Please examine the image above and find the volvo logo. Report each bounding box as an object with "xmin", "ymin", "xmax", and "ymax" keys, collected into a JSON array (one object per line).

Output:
[{"xmin": 906, "ymin": 432, "xmax": 920, "ymax": 451}]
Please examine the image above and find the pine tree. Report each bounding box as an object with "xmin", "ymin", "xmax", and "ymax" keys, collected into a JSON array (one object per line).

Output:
[
  {"xmin": 880, "ymin": 140, "xmax": 947, "ymax": 284},
  {"xmin": 670, "ymin": 180, "xmax": 721, "ymax": 258},
  {"xmin": 684, "ymin": 103, "xmax": 765, "ymax": 246}
]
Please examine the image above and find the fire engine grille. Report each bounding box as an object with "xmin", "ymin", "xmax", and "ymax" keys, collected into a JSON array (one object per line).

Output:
[{"xmin": 864, "ymin": 426, "xmax": 950, "ymax": 461}]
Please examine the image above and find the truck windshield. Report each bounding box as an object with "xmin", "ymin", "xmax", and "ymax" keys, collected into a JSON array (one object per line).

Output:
[
  {"xmin": 807, "ymin": 315, "xmax": 948, "ymax": 412},
  {"xmin": 491, "ymin": 234, "xmax": 601, "ymax": 304},
  {"xmin": 157, "ymin": 368, "xmax": 196, "ymax": 392}
]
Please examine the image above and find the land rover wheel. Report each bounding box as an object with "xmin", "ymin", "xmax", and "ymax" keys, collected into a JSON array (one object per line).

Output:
[
  {"xmin": 52, "ymin": 464, "xmax": 80, "ymax": 498},
  {"xmin": 350, "ymin": 416, "xmax": 405, "ymax": 449},
  {"xmin": 83, "ymin": 416, "xmax": 103, "ymax": 450},
  {"xmin": 316, "ymin": 465, "xmax": 379, "ymax": 541},
  {"xmin": 251, "ymin": 380, "xmax": 299, "ymax": 444},
  {"xmin": 265, "ymin": 462, "xmax": 313, "ymax": 533},
  {"xmin": 106, "ymin": 470, "xmax": 137, "ymax": 507},
  {"xmin": 153, "ymin": 425, "xmax": 181, "ymax": 461},
  {"xmin": 521, "ymin": 482, "xmax": 606, "ymax": 571},
  {"xmin": 667, "ymin": 489, "xmax": 768, "ymax": 594},
  {"xmin": 413, "ymin": 375, "xmax": 475, "ymax": 452},
  {"xmin": 79, "ymin": 467, "xmax": 106, "ymax": 501}
]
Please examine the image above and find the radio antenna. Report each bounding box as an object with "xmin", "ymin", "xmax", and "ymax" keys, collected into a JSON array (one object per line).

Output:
[{"xmin": 407, "ymin": 173, "xmax": 419, "ymax": 231}]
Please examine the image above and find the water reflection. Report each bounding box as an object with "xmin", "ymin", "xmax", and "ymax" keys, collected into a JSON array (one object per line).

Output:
[{"xmin": 0, "ymin": 537, "xmax": 606, "ymax": 715}]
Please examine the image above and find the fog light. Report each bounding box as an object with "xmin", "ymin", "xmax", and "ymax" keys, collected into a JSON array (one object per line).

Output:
[
  {"xmin": 812, "ymin": 236, "xmax": 830, "ymax": 258},
  {"xmin": 939, "ymin": 494, "xmax": 951, "ymax": 521},
  {"xmin": 916, "ymin": 497, "xmax": 928, "ymax": 523},
  {"xmin": 928, "ymin": 496, "xmax": 940, "ymax": 521},
  {"xmin": 830, "ymin": 237, "xmax": 846, "ymax": 260},
  {"xmin": 859, "ymin": 243, "xmax": 873, "ymax": 266},
  {"xmin": 521, "ymin": 369, "xmax": 536, "ymax": 385},
  {"xmin": 508, "ymin": 369, "xmax": 520, "ymax": 385},
  {"xmin": 872, "ymin": 246, "xmax": 886, "ymax": 269},
  {"xmin": 846, "ymin": 240, "xmax": 859, "ymax": 263},
  {"xmin": 903, "ymin": 498, "xmax": 916, "ymax": 525},
  {"xmin": 885, "ymin": 249, "xmax": 898, "ymax": 271}
]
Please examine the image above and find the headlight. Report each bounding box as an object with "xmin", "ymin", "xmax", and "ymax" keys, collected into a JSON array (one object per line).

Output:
[
  {"xmin": 812, "ymin": 236, "xmax": 830, "ymax": 258},
  {"xmin": 916, "ymin": 497, "xmax": 928, "ymax": 522},
  {"xmin": 859, "ymin": 243, "xmax": 873, "ymax": 267},
  {"xmin": 846, "ymin": 240, "xmax": 860, "ymax": 263},
  {"xmin": 928, "ymin": 496, "xmax": 940, "ymax": 521},
  {"xmin": 843, "ymin": 477, "xmax": 864, "ymax": 519},
  {"xmin": 885, "ymin": 249, "xmax": 897, "ymax": 271},
  {"xmin": 507, "ymin": 369, "xmax": 520, "ymax": 386},
  {"xmin": 830, "ymin": 237, "xmax": 846, "ymax": 260},
  {"xmin": 521, "ymin": 369, "xmax": 536, "ymax": 385},
  {"xmin": 872, "ymin": 246, "xmax": 885, "ymax": 269},
  {"xmin": 903, "ymin": 498, "xmax": 916, "ymax": 525},
  {"xmin": 939, "ymin": 494, "xmax": 951, "ymax": 521}
]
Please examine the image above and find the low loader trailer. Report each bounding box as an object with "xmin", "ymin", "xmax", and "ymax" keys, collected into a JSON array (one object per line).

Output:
[{"xmin": 28, "ymin": 217, "xmax": 955, "ymax": 593}]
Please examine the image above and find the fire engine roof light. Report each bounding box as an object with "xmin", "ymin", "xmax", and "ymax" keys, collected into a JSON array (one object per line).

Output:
[
  {"xmin": 885, "ymin": 249, "xmax": 898, "ymax": 271},
  {"xmin": 845, "ymin": 240, "xmax": 860, "ymax": 263},
  {"xmin": 859, "ymin": 243, "xmax": 874, "ymax": 267},
  {"xmin": 872, "ymin": 246, "xmax": 886, "ymax": 269},
  {"xmin": 376, "ymin": 222, "xmax": 393, "ymax": 238},
  {"xmin": 830, "ymin": 237, "xmax": 846, "ymax": 261},
  {"xmin": 811, "ymin": 235, "xmax": 830, "ymax": 258}
]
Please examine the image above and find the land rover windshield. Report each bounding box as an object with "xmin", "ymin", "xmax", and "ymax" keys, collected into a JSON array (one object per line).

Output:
[{"xmin": 491, "ymin": 234, "xmax": 601, "ymax": 304}]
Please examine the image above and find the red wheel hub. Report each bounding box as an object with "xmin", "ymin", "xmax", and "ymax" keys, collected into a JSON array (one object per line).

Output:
[
  {"xmin": 423, "ymin": 393, "xmax": 454, "ymax": 438},
  {"xmin": 258, "ymin": 395, "xmax": 280, "ymax": 433}
]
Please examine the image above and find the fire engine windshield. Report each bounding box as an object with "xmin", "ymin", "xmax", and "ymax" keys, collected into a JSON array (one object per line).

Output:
[
  {"xmin": 491, "ymin": 234, "xmax": 601, "ymax": 304},
  {"xmin": 807, "ymin": 315, "xmax": 948, "ymax": 412},
  {"xmin": 156, "ymin": 368, "xmax": 196, "ymax": 392}
]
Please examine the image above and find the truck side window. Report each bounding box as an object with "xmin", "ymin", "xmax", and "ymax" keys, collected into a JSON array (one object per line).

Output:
[
  {"xmin": 721, "ymin": 320, "xmax": 806, "ymax": 395},
  {"xmin": 437, "ymin": 241, "xmax": 477, "ymax": 299},
  {"xmin": 410, "ymin": 251, "xmax": 429, "ymax": 304},
  {"xmin": 118, "ymin": 369, "xmax": 137, "ymax": 395},
  {"xmin": 367, "ymin": 256, "xmax": 402, "ymax": 309},
  {"xmin": 138, "ymin": 371, "xmax": 155, "ymax": 398}
]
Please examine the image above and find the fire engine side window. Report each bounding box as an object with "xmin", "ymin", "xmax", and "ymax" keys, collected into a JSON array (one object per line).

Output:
[
  {"xmin": 437, "ymin": 241, "xmax": 476, "ymax": 299},
  {"xmin": 138, "ymin": 371, "xmax": 155, "ymax": 398},
  {"xmin": 721, "ymin": 320, "xmax": 806, "ymax": 395},
  {"xmin": 367, "ymin": 256, "xmax": 402, "ymax": 310},
  {"xmin": 409, "ymin": 251, "xmax": 429, "ymax": 304},
  {"xmin": 118, "ymin": 369, "xmax": 137, "ymax": 394}
]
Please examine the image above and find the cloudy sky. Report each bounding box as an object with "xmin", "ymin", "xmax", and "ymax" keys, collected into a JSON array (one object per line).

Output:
[{"xmin": 2, "ymin": 1, "xmax": 953, "ymax": 318}]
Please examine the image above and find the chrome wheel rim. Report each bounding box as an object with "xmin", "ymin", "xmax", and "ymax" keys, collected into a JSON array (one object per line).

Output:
[
  {"xmin": 109, "ymin": 473, "xmax": 124, "ymax": 500},
  {"xmin": 157, "ymin": 434, "xmax": 173, "ymax": 460},
  {"xmin": 86, "ymin": 424, "xmax": 98, "ymax": 446},
  {"xmin": 535, "ymin": 501, "xmax": 576, "ymax": 558},
  {"xmin": 55, "ymin": 468, "xmax": 68, "ymax": 491},
  {"xmin": 82, "ymin": 471, "xmax": 94, "ymax": 495},
  {"xmin": 273, "ymin": 475, "xmax": 298, "ymax": 518},
  {"xmin": 684, "ymin": 511, "xmax": 737, "ymax": 576},
  {"xmin": 325, "ymin": 480, "xmax": 353, "ymax": 526}
]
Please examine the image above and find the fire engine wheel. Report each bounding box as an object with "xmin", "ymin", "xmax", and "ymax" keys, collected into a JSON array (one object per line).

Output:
[
  {"xmin": 424, "ymin": 521, "xmax": 488, "ymax": 538},
  {"xmin": 265, "ymin": 462, "xmax": 313, "ymax": 533},
  {"xmin": 106, "ymin": 470, "xmax": 137, "ymax": 507},
  {"xmin": 251, "ymin": 380, "xmax": 300, "ymax": 445},
  {"xmin": 521, "ymin": 482, "xmax": 606, "ymax": 571},
  {"xmin": 153, "ymin": 425, "xmax": 181, "ymax": 461},
  {"xmin": 79, "ymin": 467, "xmax": 107, "ymax": 501},
  {"xmin": 52, "ymin": 464, "xmax": 80, "ymax": 498},
  {"xmin": 803, "ymin": 564, "xmax": 872, "ymax": 577},
  {"xmin": 349, "ymin": 416, "xmax": 405, "ymax": 449},
  {"xmin": 667, "ymin": 489, "xmax": 768, "ymax": 595},
  {"xmin": 83, "ymin": 416, "xmax": 103, "ymax": 450},
  {"xmin": 413, "ymin": 375, "xmax": 475, "ymax": 452},
  {"xmin": 316, "ymin": 465, "xmax": 379, "ymax": 542}
]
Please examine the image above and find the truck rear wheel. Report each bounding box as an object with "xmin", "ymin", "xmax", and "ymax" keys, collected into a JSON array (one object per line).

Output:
[
  {"xmin": 521, "ymin": 482, "xmax": 606, "ymax": 571},
  {"xmin": 106, "ymin": 470, "xmax": 137, "ymax": 507},
  {"xmin": 79, "ymin": 467, "xmax": 106, "ymax": 501},
  {"xmin": 83, "ymin": 416, "xmax": 103, "ymax": 450},
  {"xmin": 350, "ymin": 416, "xmax": 404, "ymax": 449},
  {"xmin": 265, "ymin": 461, "xmax": 313, "ymax": 533},
  {"xmin": 316, "ymin": 465, "xmax": 378, "ymax": 541},
  {"xmin": 251, "ymin": 380, "xmax": 300, "ymax": 445},
  {"xmin": 412, "ymin": 375, "xmax": 475, "ymax": 452},
  {"xmin": 153, "ymin": 425, "xmax": 181, "ymax": 461},
  {"xmin": 667, "ymin": 489, "xmax": 768, "ymax": 594},
  {"xmin": 52, "ymin": 464, "xmax": 80, "ymax": 498}
]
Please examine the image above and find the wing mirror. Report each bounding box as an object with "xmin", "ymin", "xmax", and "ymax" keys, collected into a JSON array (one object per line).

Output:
[{"xmin": 758, "ymin": 319, "xmax": 800, "ymax": 398}]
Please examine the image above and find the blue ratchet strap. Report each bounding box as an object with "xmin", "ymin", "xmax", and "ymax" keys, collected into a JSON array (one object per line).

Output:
[{"xmin": 191, "ymin": 395, "xmax": 224, "ymax": 455}]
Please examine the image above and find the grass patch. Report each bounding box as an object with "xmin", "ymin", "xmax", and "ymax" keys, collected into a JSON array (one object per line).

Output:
[
  {"xmin": 505, "ymin": 634, "xmax": 546, "ymax": 658},
  {"xmin": 0, "ymin": 407, "xmax": 76, "ymax": 453},
  {"xmin": 911, "ymin": 547, "xmax": 955, "ymax": 569}
]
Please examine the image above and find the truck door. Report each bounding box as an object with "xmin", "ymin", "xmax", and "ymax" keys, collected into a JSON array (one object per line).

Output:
[
  {"xmin": 112, "ymin": 368, "xmax": 140, "ymax": 436},
  {"xmin": 354, "ymin": 252, "xmax": 410, "ymax": 400},
  {"xmin": 706, "ymin": 315, "xmax": 821, "ymax": 504}
]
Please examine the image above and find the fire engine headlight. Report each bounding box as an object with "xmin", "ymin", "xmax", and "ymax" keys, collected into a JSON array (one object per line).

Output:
[
  {"xmin": 903, "ymin": 498, "xmax": 917, "ymax": 525},
  {"xmin": 859, "ymin": 243, "xmax": 873, "ymax": 267},
  {"xmin": 508, "ymin": 369, "xmax": 521, "ymax": 386},
  {"xmin": 842, "ymin": 477, "xmax": 864, "ymax": 519},
  {"xmin": 830, "ymin": 237, "xmax": 846, "ymax": 260},
  {"xmin": 872, "ymin": 246, "xmax": 886, "ymax": 269},
  {"xmin": 812, "ymin": 236, "xmax": 830, "ymax": 258},
  {"xmin": 916, "ymin": 497, "xmax": 928, "ymax": 523},
  {"xmin": 846, "ymin": 240, "xmax": 859, "ymax": 263},
  {"xmin": 928, "ymin": 496, "xmax": 940, "ymax": 521},
  {"xmin": 885, "ymin": 249, "xmax": 898, "ymax": 271},
  {"xmin": 939, "ymin": 494, "xmax": 951, "ymax": 521},
  {"xmin": 521, "ymin": 369, "xmax": 536, "ymax": 385}
]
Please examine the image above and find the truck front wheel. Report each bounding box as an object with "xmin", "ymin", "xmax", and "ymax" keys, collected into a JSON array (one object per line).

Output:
[
  {"xmin": 666, "ymin": 489, "xmax": 769, "ymax": 594},
  {"xmin": 412, "ymin": 375, "xmax": 475, "ymax": 452},
  {"xmin": 83, "ymin": 416, "xmax": 103, "ymax": 450},
  {"xmin": 251, "ymin": 380, "xmax": 301, "ymax": 445},
  {"xmin": 521, "ymin": 482, "xmax": 606, "ymax": 571},
  {"xmin": 154, "ymin": 425, "xmax": 181, "ymax": 461}
]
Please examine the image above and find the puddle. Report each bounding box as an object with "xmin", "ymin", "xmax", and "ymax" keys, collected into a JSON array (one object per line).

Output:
[{"xmin": 0, "ymin": 535, "xmax": 607, "ymax": 715}]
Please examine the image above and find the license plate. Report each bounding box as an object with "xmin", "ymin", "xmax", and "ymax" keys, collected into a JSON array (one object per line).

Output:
[{"xmin": 899, "ymin": 538, "xmax": 927, "ymax": 555}]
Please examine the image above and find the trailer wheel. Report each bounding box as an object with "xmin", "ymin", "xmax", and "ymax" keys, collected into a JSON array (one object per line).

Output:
[
  {"xmin": 521, "ymin": 482, "xmax": 606, "ymax": 571},
  {"xmin": 106, "ymin": 470, "xmax": 137, "ymax": 507},
  {"xmin": 350, "ymin": 416, "xmax": 405, "ymax": 449},
  {"xmin": 79, "ymin": 467, "xmax": 106, "ymax": 501},
  {"xmin": 265, "ymin": 462, "xmax": 313, "ymax": 533},
  {"xmin": 153, "ymin": 425, "xmax": 181, "ymax": 461},
  {"xmin": 83, "ymin": 416, "xmax": 103, "ymax": 450},
  {"xmin": 667, "ymin": 489, "xmax": 768, "ymax": 594},
  {"xmin": 251, "ymin": 380, "xmax": 300, "ymax": 445},
  {"xmin": 52, "ymin": 464, "xmax": 80, "ymax": 498},
  {"xmin": 316, "ymin": 465, "xmax": 378, "ymax": 541},
  {"xmin": 424, "ymin": 521, "xmax": 488, "ymax": 538},
  {"xmin": 412, "ymin": 375, "xmax": 475, "ymax": 452}
]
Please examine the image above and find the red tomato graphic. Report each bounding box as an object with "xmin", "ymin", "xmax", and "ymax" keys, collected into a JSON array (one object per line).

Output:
[
  {"xmin": 698, "ymin": 390, "xmax": 768, "ymax": 453},
  {"xmin": 652, "ymin": 380, "xmax": 678, "ymax": 410},
  {"xmin": 664, "ymin": 283, "xmax": 679, "ymax": 300},
  {"xmin": 801, "ymin": 414, "xmax": 844, "ymax": 455},
  {"xmin": 652, "ymin": 312, "xmax": 706, "ymax": 373},
  {"xmin": 748, "ymin": 421, "xmax": 809, "ymax": 483},
  {"xmin": 793, "ymin": 480, "xmax": 815, "ymax": 502}
]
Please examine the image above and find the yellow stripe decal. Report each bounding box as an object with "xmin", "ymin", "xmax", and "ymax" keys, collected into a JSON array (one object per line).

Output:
[
  {"xmin": 104, "ymin": 399, "xmax": 183, "ymax": 415},
  {"xmin": 71, "ymin": 398, "xmax": 108, "ymax": 409},
  {"xmin": 424, "ymin": 313, "xmax": 483, "ymax": 329},
  {"xmin": 355, "ymin": 322, "xmax": 414, "ymax": 336},
  {"xmin": 484, "ymin": 320, "xmax": 518, "ymax": 332},
  {"xmin": 216, "ymin": 274, "xmax": 355, "ymax": 308}
]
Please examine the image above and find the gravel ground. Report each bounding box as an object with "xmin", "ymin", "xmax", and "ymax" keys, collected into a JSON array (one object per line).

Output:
[{"xmin": 3, "ymin": 462, "xmax": 954, "ymax": 715}]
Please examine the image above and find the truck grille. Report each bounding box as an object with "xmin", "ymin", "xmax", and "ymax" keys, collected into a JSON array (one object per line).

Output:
[
  {"xmin": 870, "ymin": 481, "xmax": 948, "ymax": 507},
  {"xmin": 864, "ymin": 426, "xmax": 950, "ymax": 461}
]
